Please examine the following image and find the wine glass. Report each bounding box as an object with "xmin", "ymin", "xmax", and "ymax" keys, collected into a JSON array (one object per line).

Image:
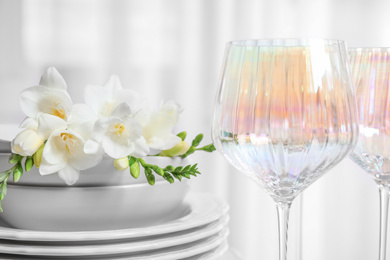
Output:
[
  {"xmin": 349, "ymin": 47, "xmax": 390, "ymax": 260},
  {"xmin": 212, "ymin": 39, "xmax": 358, "ymax": 260}
]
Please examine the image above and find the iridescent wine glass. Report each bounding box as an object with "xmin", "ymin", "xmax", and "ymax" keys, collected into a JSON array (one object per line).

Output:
[
  {"xmin": 349, "ymin": 47, "xmax": 390, "ymax": 260},
  {"xmin": 212, "ymin": 39, "xmax": 358, "ymax": 260}
]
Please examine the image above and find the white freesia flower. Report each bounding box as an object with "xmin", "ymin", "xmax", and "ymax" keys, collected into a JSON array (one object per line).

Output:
[
  {"xmin": 11, "ymin": 128, "xmax": 44, "ymax": 156},
  {"xmin": 39, "ymin": 129, "xmax": 101, "ymax": 185},
  {"xmin": 19, "ymin": 67, "xmax": 72, "ymax": 121},
  {"xmin": 84, "ymin": 75, "xmax": 142, "ymax": 117},
  {"xmin": 84, "ymin": 102, "xmax": 149, "ymax": 159},
  {"xmin": 136, "ymin": 101, "xmax": 182, "ymax": 150}
]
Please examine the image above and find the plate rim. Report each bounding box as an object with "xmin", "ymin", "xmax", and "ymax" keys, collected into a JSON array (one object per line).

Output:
[
  {"xmin": 0, "ymin": 216, "xmax": 229, "ymax": 256},
  {"xmin": 0, "ymin": 192, "xmax": 229, "ymax": 242}
]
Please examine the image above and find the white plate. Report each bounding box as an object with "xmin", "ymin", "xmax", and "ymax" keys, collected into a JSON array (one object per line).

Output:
[
  {"xmin": 0, "ymin": 193, "xmax": 228, "ymax": 242},
  {"xmin": 187, "ymin": 241, "xmax": 228, "ymax": 260},
  {"xmin": 0, "ymin": 228, "xmax": 229, "ymax": 259},
  {"xmin": 0, "ymin": 216, "xmax": 229, "ymax": 256}
]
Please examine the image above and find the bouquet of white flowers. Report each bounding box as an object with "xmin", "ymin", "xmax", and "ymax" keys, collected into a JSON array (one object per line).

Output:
[{"xmin": 0, "ymin": 67, "xmax": 214, "ymax": 211}]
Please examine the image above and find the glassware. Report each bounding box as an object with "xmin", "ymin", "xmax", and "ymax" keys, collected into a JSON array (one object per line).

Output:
[
  {"xmin": 349, "ymin": 47, "xmax": 390, "ymax": 260},
  {"xmin": 212, "ymin": 39, "xmax": 358, "ymax": 260}
]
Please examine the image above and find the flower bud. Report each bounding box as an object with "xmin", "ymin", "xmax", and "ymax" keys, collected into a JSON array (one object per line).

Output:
[
  {"xmin": 13, "ymin": 164, "xmax": 23, "ymax": 182},
  {"xmin": 25, "ymin": 156, "xmax": 34, "ymax": 172},
  {"xmin": 114, "ymin": 157, "xmax": 129, "ymax": 171},
  {"xmin": 11, "ymin": 128, "xmax": 44, "ymax": 157},
  {"xmin": 129, "ymin": 157, "xmax": 140, "ymax": 179},
  {"xmin": 160, "ymin": 141, "xmax": 190, "ymax": 157},
  {"xmin": 33, "ymin": 143, "xmax": 45, "ymax": 168}
]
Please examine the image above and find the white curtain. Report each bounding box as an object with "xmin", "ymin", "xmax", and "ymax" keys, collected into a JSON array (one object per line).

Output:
[{"xmin": 0, "ymin": 0, "xmax": 389, "ymax": 259}]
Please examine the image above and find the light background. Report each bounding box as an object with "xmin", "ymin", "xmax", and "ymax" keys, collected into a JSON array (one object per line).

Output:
[{"xmin": 0, "ymin": 0, "xmax": 389, "ymax": 259}]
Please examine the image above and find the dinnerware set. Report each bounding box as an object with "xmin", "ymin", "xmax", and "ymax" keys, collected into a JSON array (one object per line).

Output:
[{"xmin": 0, "ymin": 193, "xmax": 229, "ymax": 259}]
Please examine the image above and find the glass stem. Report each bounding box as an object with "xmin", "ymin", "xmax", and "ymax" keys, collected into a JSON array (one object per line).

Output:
[
  {"xmin": 276, "ymin": 202, "xmax": 292, "ymax": 260},
  {"xmin": 378, "ymin": 184, "xmax": 389, "ymax": 260}
]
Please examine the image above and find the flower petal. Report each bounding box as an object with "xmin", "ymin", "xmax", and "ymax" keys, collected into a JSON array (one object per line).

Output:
[
  {"xmin": 19, "ymin": 86, "xmax": 72, "ymax": 118},
  {"xmin": 19, "ymin": 117, "xmax": 38, "ymax": 129},
  {"xmin": 160, "ymin": 100, "xmax": 181, "ymax": 123},
  {"xmin": 84, "ymin": 117, "xmax": 115, "ymax": 152},
  {"xmin": 113, "ymin": 89, "xmax": 143, "ymax": 112},
  {"xmin": 42, "ymin": 130, "xmax": 67, "ymax": 164},
  {"xmin": 135, "ymin": 109, "xmax": 151, "ymax": 127},
  {"xmin": 148, "ymin": 134, "xmax": 181, "ymax": 150},
  {"xmin": 37, "ymin": 114, "xmax": 67, "ymax": 140},
  {"xmin": 62, "ymin": 131, "xmax": 102, "ymax": 170},
  {"xmin": 11, "ymin": 128, "xmax": 44, "ymax": 156},
  {"xmin": 67, "ymin": 104, "xmax": 97, "ymax": 140},
  {"xmin": 58, "ymin": 165, "xmax": 80, "ymax": 185},
  {"xmin": 110, "ymin": 102, "xmax": 132, "ymax": 118},
  {"xmin": 84, "ymin": 139, "xmax": 102, "ymax": 155},
  {"xmin": 84, "ymin": 84, "xmax": 114, "ymax": 117},
  {"xmin": 102, "ymin": 135, "xmax": 135, "ymax": 159},
  {"xmin": 142, "ymin": 111, "xmax": 176, "ymax": 144},
  {"xmin": 104, "ymin": 75, "xmax": 123, "ymax": 91},
  {"xmin": 39, "ymin": 156, "xmax": 67, "ymax": 176},
  {"xmin": 39, "ymin": 67, "xmax": 67, "ymax": 90},
  {"xmin": 131, "ymin": 137, "xmax": 150, "ymax": 157},
  {"xmin": 70, "ymin": 149, "xmax": 102, "ymax": 170}
]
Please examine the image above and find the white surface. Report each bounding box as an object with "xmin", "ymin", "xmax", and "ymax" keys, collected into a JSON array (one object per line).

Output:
[{"xmin": 218, "ymin": 248, "xmax": 242, "ymax": 260}]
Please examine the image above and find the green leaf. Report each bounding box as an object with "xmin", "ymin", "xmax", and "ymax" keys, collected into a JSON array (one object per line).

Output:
[
  {"xmin": 171, "ymin": 172, "xmax": 182, "ymax": 181},
  {"xmin": 138, "ymin": 158, "xmax": 150, "ymax": 168},
  {"xmin": 181, "ymin": 146, "xmax": 196, "ymax": 158},
  {"xmin": 177, "ymin": 132, "xmax": 187, "ymax": 141},
  {"xmin": 0, "ymin": 171, "xmax": 10, "ymax": 183},
  {"xmin": 165, "ymin": 165, "xmax": 175, "ymax": 172},
  {"xmin": 191, "ymin": 134, "xmax": 204, "ymax": 147},
  {"xmin": 9, "ymin": 154, "xmax": 22, "ymax": 164},
  {"xmin": 197, "ymin": 144, "xmax": 216, "ymax": 152},
  {"xmin": 183, "ymin": 165, "xmax": 191, "ymax": 172},
  {"xmin": 25, "ymin": 156, "xmax": 34, "ymax": 172},
  {"xmin": 13, "ymin": 163, "xmax": 23, "ymax": 183},
  {"xmin": 190, "ymin": 163, "xmax": 198, "ymax": 171},
  {"xmin": 144, "ymin": 167, "xmax": 155, "ymax": 186},
  {"xmin": 182, "ymin": 173, "xmax": 191, "ymax": 179},
  {"xmin": 0, "ymin": 181, "xmax": 8, "ymax": 201},
  {"xmin": 174, "ymin": 166, "xmax": 183, "ymax": 173},
  {"xmin": 152, "ymin": 165, "xmax": 164, "ymax": 176},
  {"xmin": 163, "ymin": 172, "xmax": 174, "ymax": 183}
]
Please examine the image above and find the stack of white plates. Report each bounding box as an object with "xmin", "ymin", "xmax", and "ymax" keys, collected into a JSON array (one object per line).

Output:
[{"xmin": 0, "ymin": 193, "xmax": 229, "ymax": 259}]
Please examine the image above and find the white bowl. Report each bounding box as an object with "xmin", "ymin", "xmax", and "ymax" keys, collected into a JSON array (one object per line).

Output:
[
  {"xmin": 0, "ymin": 154, "xmax": 192, "ymax": 231},
  {"xmin": 0, "ymin": 154, "xmax": 190, "ymax": 187},
  {"xmin": 0, "ymin": 180, "xmax": 189, "ymax": 231}
]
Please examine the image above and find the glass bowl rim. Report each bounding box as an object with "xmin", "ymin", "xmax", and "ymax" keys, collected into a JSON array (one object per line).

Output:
[
  {"xmin": 226, "ymin": 38, "xmax": 346, "ymax": 47},
  {"xmin": 349, "ymin": 47, "xmax": 390, "ymax": 52}
]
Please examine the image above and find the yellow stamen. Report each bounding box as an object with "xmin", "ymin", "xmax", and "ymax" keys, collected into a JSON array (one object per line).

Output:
[
  {"xmin": 51, "ymin": 108, "xmax": 66, "ymax": 119},
  {"xmin": 113, "ymin": 123, "xmax": 125, "ymax": 136},
  {"xmin": 60, "ymin": 133, "xmax": 76, "ymax": 154}
]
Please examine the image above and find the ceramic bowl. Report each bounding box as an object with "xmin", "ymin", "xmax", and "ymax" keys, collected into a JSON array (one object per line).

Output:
[
  {"xmin": 1, "ymin": 180, "xmax": 189, "ymax": 231},
  {"xmin": 0, "ymin": 154, "xmax": 191, "ymax": 231}
]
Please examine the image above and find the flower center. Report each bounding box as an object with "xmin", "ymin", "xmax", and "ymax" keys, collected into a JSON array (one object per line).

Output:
[
  {"xmin": 112, "ymin": 123, "xmax": 126, "ymax": 136},
  {"xmin": 60, "ymin": 133, "xmax": 76, "ymax": 153},
  {"xmin": 51, "ymin": 108, "xmax": 66, "ymax": 120}
]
